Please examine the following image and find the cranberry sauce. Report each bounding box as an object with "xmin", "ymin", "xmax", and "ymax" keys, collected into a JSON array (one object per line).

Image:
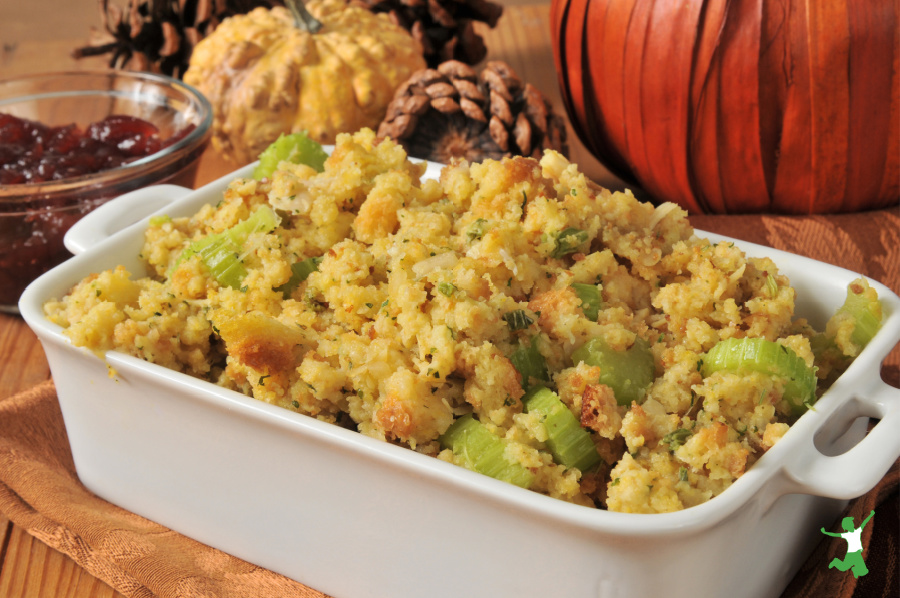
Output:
[{"xmin": 0, "ymin": 113, "xmax": 194, "ymax": 184}]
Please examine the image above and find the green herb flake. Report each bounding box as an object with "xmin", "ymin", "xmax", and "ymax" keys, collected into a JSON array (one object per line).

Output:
[
  {"xmin": 662, "ymin": 428, "xmax": 692, "ymax": 451},
  {"xmin": 503, "ymin": 309, "xmax": 534, "ymax": 330},
  {"xmin": 437, "ymin": 282, "xmax": 457, "ymax": 297},
  {"xmin": 466, "ymin": 218, "xmax": 489, "ymax": 242},
  {"xmin": 552, "ymin": 227, "xmax": 589, "ymax": 258},
  {"xmin": 679, "ymin": 467, "xmax": 689, "ymax": 482}
]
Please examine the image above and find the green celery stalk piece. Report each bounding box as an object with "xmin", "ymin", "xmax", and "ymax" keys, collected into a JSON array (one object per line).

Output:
[
  {"xmin": 836, "ymin": 281, "xmax": 883, "ymax": 349},
  {"xmin": 571, "ymin": 282, "xmax": 602, "ymax": 321},
  {"xmin": 275, "ymin": 256, "xmax": 322, "ymax": 299},
  {"xmin": 702, "ymin": 337, "xmax": 817, "ymax": 417},
  {"xmin": 440, "ymin": 414, "xmax": 535, "ymax": 488},
  {"xmin": 571, "ymin": 337, "xmax": 655, "ymax": 406},
  {"xmin": 197, "ymin": 236, "xmax": 246, "ymax": 289},
  {"xmin": 170, "ymin": 205, "xmax": 280, "ymax": 289},
  {"xmin": 253, "ymin": 132, "xmax": 328, "ymax": 180},
  {"xmin": 222, "ymin": 204, "xmax": 280, "ymax": 246},
  {"xmin": 509, "ymin": 336, "xmax": 549, "ymax": 390},
  {"xmin": 523, "ymin": 386, "xmax": 601, "ymax": 472}
]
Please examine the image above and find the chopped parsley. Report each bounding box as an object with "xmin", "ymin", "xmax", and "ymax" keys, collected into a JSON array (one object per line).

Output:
[
  {"xmin": 437, "ymin": 282, "xmax": 457, "ymax": 297},
  {"xmin": 661, "ymin": 428, "xmax": 692, "ymax": 451},
  {"xmin": 551, "ymin": 227, "xmax": 589, "ymax": 258},
  {"xmin": 503, "ymin": 309, "xmax": 534, "ymax": 330},
  {"xmin": 466, "ymin": 218, "xmax": 489, "ymax": 242}
]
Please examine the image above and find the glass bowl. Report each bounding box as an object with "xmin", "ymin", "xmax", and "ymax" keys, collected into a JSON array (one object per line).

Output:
[{"xmin": 0, "ymin": 70, "xmax": 212, "ymax": 313}]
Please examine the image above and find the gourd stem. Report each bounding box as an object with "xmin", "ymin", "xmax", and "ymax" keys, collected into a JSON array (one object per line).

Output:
[{"xmin": 286, "ymin": 0, "xmax": 323, "ymax": 33}]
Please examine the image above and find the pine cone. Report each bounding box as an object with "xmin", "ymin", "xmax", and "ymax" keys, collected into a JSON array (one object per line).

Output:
[
  {"xmin": 352, "ymin": 0, "xmax": 502, "ymax": 67},
  {"xmin": 377, "ymin": 60, "xmax": 568, "ymax": 164},
  {"xmin": 74, "ymin": 0, "xmax": 282, "ymax": 78}
]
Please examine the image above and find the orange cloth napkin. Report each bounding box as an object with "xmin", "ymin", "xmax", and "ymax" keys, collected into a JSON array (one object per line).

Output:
[{"xmin": 1, "ymin": 208, "xmax": 897, "ymax": 598}]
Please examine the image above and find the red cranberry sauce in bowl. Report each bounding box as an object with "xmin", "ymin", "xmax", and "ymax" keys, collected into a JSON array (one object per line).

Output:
[{"xmin": 0, "ymin": 71, "xmax": 211, "ymax": 313}]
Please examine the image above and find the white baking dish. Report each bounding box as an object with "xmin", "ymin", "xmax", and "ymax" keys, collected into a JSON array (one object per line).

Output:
[{"xmin": 19, "ymin": 160, "xmax": 900, "ymax": 598}]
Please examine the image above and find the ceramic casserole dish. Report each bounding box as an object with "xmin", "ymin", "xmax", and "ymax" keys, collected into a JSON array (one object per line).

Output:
[{"xmin": 19, "ymin": 159, "xmax": 900, "ymax": 598}]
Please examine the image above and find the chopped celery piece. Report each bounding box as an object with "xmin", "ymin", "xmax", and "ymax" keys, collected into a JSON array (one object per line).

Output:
[
  {"xmin": 275, "ymin": 256, "xmax": 322, "ymax": 299},
  {"xmin": 509, "ymin": 336, "xmax": 549, "ymax": 389},
  {"xmin": 571, "ymin": 337, "xmax": 655, "ymax": 406},
  {"xmin": 571, "ymin": 283, "xmax": 602, "ymax": 321},
  {"xmin": 765, "ymin": 273, "xmax": 779, "ymax": 297},
  {"xmin": 193, "ymin": 236, "xmax": 246, "ymax": 289},
  {"xmin": 702, "ymin": 337, "xmax": 817, "ymax": 417},
  {"xmin": 253, "ymin": 132, "xmax": 328, "ymax": 180},
  {"xmin": 440, "ymin": 414, "xmax": 535, "ymax": 488},
  {"xmin": 172, "ymin": 205, "xmax": 280, "ymax": 289},
  {"xmin": 523, "ymin": 386, "xmax": 601, "ymax": 471},
  {"xmin": 221, "ymin": 204, "xmax": 280, "ymax": 246},
  {"xmin": 552, "ymin": 227, "xmax": 589, "ymax": 258},
  {"xmin": 835, "ymin": 279, "xmax": 882, "ymax": 349}
]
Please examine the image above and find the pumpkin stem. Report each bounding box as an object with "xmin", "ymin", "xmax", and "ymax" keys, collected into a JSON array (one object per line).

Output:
[{"xmin": 286, "ymin": 0, "xmax": 323, "ymax": 33}]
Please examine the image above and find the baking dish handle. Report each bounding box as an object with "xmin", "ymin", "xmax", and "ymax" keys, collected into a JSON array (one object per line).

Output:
[
  {"xmin": 781, "ymin": 379, "xmax": 900, "ymax": 500},
  {"xmin": 65, "ymin": 184, "xmax": 193, "ymax": 255}
]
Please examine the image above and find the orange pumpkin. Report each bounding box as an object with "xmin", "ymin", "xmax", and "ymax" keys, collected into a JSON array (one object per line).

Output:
[{"xmin": 550, "ymin": 0, "xmax": 900, "ymax": 214}]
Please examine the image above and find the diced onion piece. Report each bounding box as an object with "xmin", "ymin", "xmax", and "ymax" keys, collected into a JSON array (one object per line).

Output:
[
  {"xmin": 648, "ymin": 202, "xmax": 680, "ymax": 230},
  {"xmin": 412, "ymin": 252, "xmax": 459, "ymax": 279},
  {"xmin": 702, "ymin": 337, "xmax": 817, "ymax": 417},
  {"xmin": 523, "ymin": 386, "xmax": 601, "ymax": 472}
]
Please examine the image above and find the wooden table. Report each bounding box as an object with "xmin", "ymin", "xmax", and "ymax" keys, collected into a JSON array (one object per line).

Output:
[{"xmin": 1, "ymin": 2, "xmax": 897, "ymax": 597}]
